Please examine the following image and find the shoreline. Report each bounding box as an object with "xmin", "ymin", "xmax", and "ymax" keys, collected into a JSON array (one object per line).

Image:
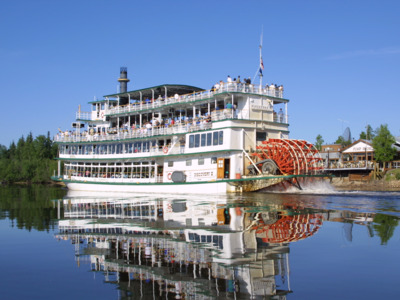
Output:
[{"xmin": 330, "ymin": 177, "xmax": 400, "ymax": 192}]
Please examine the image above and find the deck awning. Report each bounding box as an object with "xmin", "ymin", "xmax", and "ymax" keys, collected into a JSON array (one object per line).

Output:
[{"xmin": 104, "ymin": 84, "xmax": 204, "ymax": 100}]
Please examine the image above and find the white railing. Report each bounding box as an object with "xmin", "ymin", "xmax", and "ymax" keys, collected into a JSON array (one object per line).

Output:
[
  {"xmin": 106, "ymin": 83, "xmax": 284, "ymax": 116},
  {"xmin": 55, "ymin": 109, "xmax": 289, "ymax": 143},
  {"xmin": 75, "ymin": 111, "xmax": 92, "ymax": 120},
  {"xmin": 55, "ymin": 122, "xmax": 213, "ymax": 143}
]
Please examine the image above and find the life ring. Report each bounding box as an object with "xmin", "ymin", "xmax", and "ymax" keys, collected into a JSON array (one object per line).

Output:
[
  {"xmin": 163, "ymin": 146, "xmax": 168, "ymax": 154},
  {"xmin": 101, "ymin": 112, "xmax": 104, "ymax": 118},
  {"xmin": 167, "ymin": 172, "xmax": 172, "ymax": 180}
]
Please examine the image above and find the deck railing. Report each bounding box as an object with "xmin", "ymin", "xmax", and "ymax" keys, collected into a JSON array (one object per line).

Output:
[
  {"xmin": 56, "ymin": 109, "xmax": 289, "ymax": 143},
  {"xmin": 103, "ymin": 83, "xmax": 284, "ymax": 117},
  {"xmin": 55, "ymin": 122, "xmax": 214, "ymax": 143}
]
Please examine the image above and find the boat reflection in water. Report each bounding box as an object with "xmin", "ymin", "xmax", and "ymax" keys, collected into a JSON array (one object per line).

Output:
[{"xmin": 55, "ymin": 191, "xmax": 330, "ymax": 299}]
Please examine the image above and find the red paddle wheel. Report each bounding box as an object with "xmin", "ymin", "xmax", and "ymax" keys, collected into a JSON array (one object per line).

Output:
[
  {"xmin": 250, "ymin": 138, "xmax": 323, "ymax": 175},
  {"xmin": 254, "ymin": 213, "xmax": 323, "ymax": 244}
]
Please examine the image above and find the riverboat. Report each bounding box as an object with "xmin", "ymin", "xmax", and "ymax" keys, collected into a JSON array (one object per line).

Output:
[{"xmin": 52, "ymin": 67, "xmax": 324, "ymax": 193}]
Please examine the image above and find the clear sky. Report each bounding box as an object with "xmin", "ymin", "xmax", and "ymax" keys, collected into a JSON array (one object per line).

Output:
[{"xmin": 1, "ymin": 0, "xmax": 399, "ymax": 147}]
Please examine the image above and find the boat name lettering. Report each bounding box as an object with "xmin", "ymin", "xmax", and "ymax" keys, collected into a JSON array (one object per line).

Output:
[
  {"xmin": 193, "ymin": 171, "xmax": 214, "ymax": 178},
  {"xmin": 251, "ymin": 104, "xmax": 272, "ymax": 111}
]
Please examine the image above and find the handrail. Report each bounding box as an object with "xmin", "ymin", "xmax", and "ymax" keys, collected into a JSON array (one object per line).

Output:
[
  {"xmin": 55, "ymin": 122, "xmax": 213, "ymax": 143},
  {"xmin": 55, "ymin": 110, "xmax": 290, "ymax": 143},
  {"xmin": 105, "ymin": 82, "xmax": 284, "ymax": 116}
]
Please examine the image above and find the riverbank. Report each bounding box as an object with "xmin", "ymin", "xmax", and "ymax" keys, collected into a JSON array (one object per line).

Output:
[{"xmin": 331, "ymin": 177, "xmax": 400, "ymax": 191}]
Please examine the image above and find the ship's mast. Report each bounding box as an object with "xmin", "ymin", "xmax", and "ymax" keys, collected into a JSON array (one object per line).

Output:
[{"xmin": 259, "ymin": 28, "xmax": 264, "ymax": 88}]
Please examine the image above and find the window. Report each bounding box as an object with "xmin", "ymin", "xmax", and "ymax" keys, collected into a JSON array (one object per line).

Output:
[
  {"xmin": 194, "ymin": 134, "xmax": 200, "ymax": 147},
  {"xmin": 256, "ymin": 131, "xmax": 267, "ymax": 141},
  {"xmin": 186, "ymin": 159, "xmax": 192, "ymax": 166},
  {"xmin": 201, "ymin": 133, "xmax": 206, "ymax": 147},
  {"xmin": 207, "ymin": 133, "xmax": 212, "ymax": 146},
  {"xmin": 189, "ymin": 135, "xmax": 194, "ymax": 148},
  {"xmin": 211, "ymin": 157, "xmax": 217, "ymax": 164},
  {"xmin": 213, "ymin": 132, "xmax": 219, "ymax": 145},
  {"xmin": 188, "ymin": 131, "xmax": 223, "ymax": 148},
  {"xmin": 168, "ymin": 161, "xmax": 174, "ymax": 167},
  {"xmin": 198, "ymin": 158, "xmax": 204, "ymax": 165}
]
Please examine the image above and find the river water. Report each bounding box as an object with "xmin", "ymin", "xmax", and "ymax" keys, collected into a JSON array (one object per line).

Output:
[{"xmin": 0, "ymin": 184, "xmax": 399, "ymax": 299}]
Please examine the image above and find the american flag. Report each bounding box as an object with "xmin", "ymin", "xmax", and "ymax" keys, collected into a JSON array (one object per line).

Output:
[{"xmin": 259, "ymin": 56, "xmax": 264, "ymax": 74}]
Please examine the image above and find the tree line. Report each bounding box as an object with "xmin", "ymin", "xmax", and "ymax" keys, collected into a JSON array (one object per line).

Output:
[
  {"xmin": 315, "ymin": 124, "xmax": 398, "ymax": 165},
  {"xmin": 0, "ymin": 132, "xmax": 58, "ymax": 183}
]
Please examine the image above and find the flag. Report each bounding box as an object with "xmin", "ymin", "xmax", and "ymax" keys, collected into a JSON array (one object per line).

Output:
[{"xmin": 259, "ymin": 56, "xmax": 264, "ymax": 75}]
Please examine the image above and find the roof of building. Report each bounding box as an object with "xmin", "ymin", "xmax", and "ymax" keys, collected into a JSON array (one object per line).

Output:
[
  {"xmin": 104, "ymin": 84, "xmax": 204, "ymax": 100},
  {"xmin": 342, "ymin": 139, "xmax": 373, "ymax": 153}
]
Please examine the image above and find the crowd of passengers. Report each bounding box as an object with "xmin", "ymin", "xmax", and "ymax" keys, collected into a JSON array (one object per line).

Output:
[
  {"xmin": 109, "ymin": 75, "xmax": 283, "ymax": 107},
  {"xmin": 211, "ymin": 75, "xmax": 283, "ymax": 96},
  {"xmin": 56, "ymin": 113, "xmax": 216, "ymax": 139}
]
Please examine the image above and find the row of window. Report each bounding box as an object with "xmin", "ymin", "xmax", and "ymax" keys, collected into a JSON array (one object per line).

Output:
[
  {"xmin": 60, "ymin": 130, "xmax": 224, "ymax": 155},
  {"xmin": 189, "ymin": 131, "xmax": 223, "ymax": 148},
  {"xmin": 64, "ymin": 162, "xmax": 156, "ymax": 179},
  {"xmin": 60, "ymin": 140, "xmax": 158, "ymax": 155}
]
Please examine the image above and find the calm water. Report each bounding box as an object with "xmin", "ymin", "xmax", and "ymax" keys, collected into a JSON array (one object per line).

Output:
[{"xmin": 0, "ymin": 185, "xmax": 399, "ymax": 299}]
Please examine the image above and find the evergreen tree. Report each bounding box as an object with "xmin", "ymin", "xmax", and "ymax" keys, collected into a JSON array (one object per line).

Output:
[
  {"xmin": 360, "ymin": 125, "xmax": 375, "ymax": 140},
  {"xmin": 0, "ymin": 144, "xmax": 7, "ymax": 159},
  {"xmin": 8, "ymin": 142, "xmax": 16, "ymax": 159},
  {"xmin": 335, "ymin": 136, "xmax": 351, "ymax": 147},
  {"xmin": 0, "ymin": 132, "xmax": 59, "ymax": 183}
]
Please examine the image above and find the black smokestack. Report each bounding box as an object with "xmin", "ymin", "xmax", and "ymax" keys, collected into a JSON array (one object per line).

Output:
[
  {"xmin": 118, "ymin": 67, "xmax": 130, "ymax": 105},
  {"xmin": 118, "ymin": 67, "xmax": 130, "ymax": 93}
]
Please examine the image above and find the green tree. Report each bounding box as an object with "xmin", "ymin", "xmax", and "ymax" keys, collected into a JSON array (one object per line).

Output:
[
  {"xmin": 373, "ymin": 214, "xmax": 399, "ymax": 245},
  {"xmin": 315, "ymin": 134, "xmax": 324, "ymax": 150},
  {"xmin": 372, "ymin": 124, "xmax": 396, "ymax": 165},
  {"xmin": 335, "ymin": 136, "xmax": 351, "ymax": 147},
  {"xmin": 360, "ymin": 124, "xmax": 375, "ymax": 140},
  {"xmin": 0, "ymin": 132, "xmax": 59, "ymax": 183},
  {"xmin": 8, "ymin": 142, "xmax": 16, "ymax": 159},
  {"xmin": 0, "ymin": 144, "xmax": 7, "ymax": 159}
]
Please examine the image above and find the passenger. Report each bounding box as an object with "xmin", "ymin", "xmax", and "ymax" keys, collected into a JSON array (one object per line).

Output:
[
  {"xmin": 278, "ymin": 85, "xmax": 284, "ymax": 97},
  {"xmin": 227, "ymin": 75, "xmax": 232, "ymax": 83},
  {"xmin": 146, "ymin": 122, "xmax": 152, "ymax": 132},
  {"xmin": 278, "ymin": 108, "xmax": 284, "ymax": 123}
]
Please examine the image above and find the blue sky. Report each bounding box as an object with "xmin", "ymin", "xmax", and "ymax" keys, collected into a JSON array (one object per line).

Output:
[{"xmin": 1, "ymin": 0, "xmax": 399, "ymax": 147}]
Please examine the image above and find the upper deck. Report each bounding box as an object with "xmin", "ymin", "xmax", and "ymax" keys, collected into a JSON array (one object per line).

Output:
[
  {"xmin": 104, "ymin": 82, "xmax": 286, "ymax": 117},
  {"xmin": 55, "ymin": 79, "xmax": 289, "ymax": 144}
]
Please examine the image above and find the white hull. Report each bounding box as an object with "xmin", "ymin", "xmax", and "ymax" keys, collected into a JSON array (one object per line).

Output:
[{"xmin": 65, "ymin": 180, "xmax": 234, "ymax": 194}]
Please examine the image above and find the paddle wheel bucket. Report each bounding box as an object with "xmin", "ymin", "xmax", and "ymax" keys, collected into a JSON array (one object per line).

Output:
[{"xmin": 250, "ymin": 138, "xmax": 324, "ymax": 175}]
